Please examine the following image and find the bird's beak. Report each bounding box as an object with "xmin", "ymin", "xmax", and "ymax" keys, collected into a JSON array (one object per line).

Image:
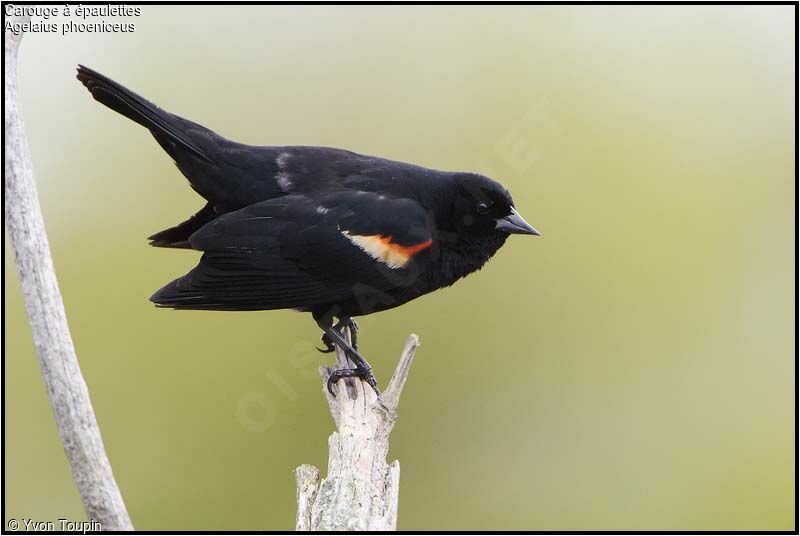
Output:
[{"xmin": 496, "ymin": 207, "xmax": 540, "ymax": 236}]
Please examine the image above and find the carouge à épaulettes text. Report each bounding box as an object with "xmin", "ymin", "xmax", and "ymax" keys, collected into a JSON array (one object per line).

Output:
[{"xmin": 4, "ymin": 4, "xmax": 141, "ymax": 35}]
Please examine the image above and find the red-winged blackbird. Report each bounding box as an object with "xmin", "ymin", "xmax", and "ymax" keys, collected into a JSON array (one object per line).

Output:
[{"xmin": 76, "ymin": 65, "xmax": 539, "ymax": 394}]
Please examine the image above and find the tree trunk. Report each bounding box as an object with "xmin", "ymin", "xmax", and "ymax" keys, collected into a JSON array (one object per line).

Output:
[{"xmin": 295, "ymin": 330, "xmax": 420, "ymax": 531}]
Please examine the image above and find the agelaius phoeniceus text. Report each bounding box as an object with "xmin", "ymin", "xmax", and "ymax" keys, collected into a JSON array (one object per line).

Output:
[{"xmin": 76, "ymin": 65, "xmax": 540, "ymax": 394}]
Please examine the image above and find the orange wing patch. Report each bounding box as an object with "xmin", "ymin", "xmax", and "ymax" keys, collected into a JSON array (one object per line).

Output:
[{"xmin": 342, "ymin": 232, "xmax": 432, "ymax": 268}]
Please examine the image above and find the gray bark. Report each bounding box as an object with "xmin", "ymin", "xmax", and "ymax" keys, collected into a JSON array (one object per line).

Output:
[
  {"xmin": 4, "ymin": 15, "xmax": 133, "ymax": 530},
  {"xmin": 295, "ymin": 330, "xmax": 420, "ymax": 531}
]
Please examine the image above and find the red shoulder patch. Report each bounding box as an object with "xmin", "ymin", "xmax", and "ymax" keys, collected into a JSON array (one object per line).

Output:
[{"xmin": 342, "ymin": 233, "xmax": 432, "ymax": 268}]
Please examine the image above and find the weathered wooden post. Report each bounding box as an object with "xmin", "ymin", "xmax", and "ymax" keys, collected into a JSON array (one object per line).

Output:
[{"xmin": 295, "ymin": 329, "xmax": 420, "ymax": 531}]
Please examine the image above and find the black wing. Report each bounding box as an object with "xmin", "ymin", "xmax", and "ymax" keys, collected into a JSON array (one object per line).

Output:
[{"xmin": 150, "ymin": 192, "xmax": 433, "ymax": 311}]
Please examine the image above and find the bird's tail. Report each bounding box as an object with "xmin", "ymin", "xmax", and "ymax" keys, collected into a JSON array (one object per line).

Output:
[{"xmin": 76, "ymin": 65, "xmax": 212, "ymax": 163}]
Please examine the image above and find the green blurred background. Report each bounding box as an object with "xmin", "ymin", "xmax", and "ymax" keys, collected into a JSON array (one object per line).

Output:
[{"xmin": 4, "ymin": 5, "xmax": 795, "ymax": 531}]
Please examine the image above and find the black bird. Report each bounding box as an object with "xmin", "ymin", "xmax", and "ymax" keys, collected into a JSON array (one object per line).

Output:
[{"xmin": 76, "ymin": 65, "xmax": 540, "ymax": 395}]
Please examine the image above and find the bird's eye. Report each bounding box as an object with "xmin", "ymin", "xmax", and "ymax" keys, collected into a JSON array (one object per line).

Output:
[{"xmin": 476, "ymin": 202, "xmax": 491, "ymax": 214}]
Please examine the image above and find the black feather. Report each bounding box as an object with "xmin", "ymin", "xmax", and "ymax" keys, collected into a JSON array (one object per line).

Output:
[
  {"xmin": 76, "ymin": 65, "xmax": 214, "ymax": 164},
  {"xmin": 148, "ymin": 202, "xmax": 218, "ymax": 248},
  {"xmin": 78, "ymin": 66, "xmax": 531, "ymax": 319}
]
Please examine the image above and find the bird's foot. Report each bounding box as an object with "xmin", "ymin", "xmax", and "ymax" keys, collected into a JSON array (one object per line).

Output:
[
  {"xmin": 316, "ymin": 316, "xmax": 376, "ymax": 397},
  {"xmin": 327, "ymin": 365, "xmax": 380, "ymax": 397},
  {"xmin": 316, "ymin": 332, "xmax": 336, "ymax": 354}
]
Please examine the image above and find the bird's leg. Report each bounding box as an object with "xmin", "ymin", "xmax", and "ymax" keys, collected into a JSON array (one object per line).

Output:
[
  {"xmin": 316, "ymin": 317, "xmax": 359, "ymax": 354},
  {"xmin": 321, "ymin": 325, "xmax": 379, "ymax": 397},
  {"xmin": 348, "ymin": 318, "xmax": 359, "ymax": 350},
  {"xmin": 338, "ymin": 317, "xmax": 359, "ymax": 350}
]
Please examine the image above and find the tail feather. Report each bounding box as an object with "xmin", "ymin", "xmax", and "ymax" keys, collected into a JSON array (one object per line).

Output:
[
  {"xmin": 149, "ymin": 251, "xmax": 338, "ymax": 311},
  {"xmin": 76, "ymin": 65, "xmax": 213, "ymax": 163},
  {"xmin": 148, "ymin": 202, "xmax": 218, "ymax": 249}
]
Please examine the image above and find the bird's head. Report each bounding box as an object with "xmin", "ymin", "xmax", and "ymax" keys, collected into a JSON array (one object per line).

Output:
[{"xmin": 450, "ymin": 173, "xmax": 540, "ymax": 238}]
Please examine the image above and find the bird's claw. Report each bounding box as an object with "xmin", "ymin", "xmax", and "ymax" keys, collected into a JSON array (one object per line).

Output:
[
  {"xmin": 316, "ymin": 333, "xmax": 336, "ymax": 353},
  {"xmin": 327, "ymin": 366, "xmax": 380, "ymax": 397}
]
